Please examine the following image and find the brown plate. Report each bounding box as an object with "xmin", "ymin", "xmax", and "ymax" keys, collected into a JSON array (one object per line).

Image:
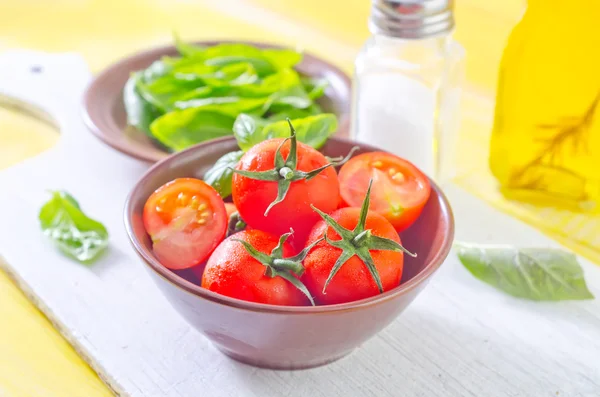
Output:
[
  {"xmin": 82, "ymin": 40, "xmax": 351, "ymax": 163},
  {"xmin": 124, "ymin": 137, "xmax": 454, "ymax": 369}
]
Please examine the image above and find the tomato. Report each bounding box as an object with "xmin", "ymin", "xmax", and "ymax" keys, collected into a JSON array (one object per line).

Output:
[
  {"xmin": 143, "ymin": 178, "xmax": 227, "ymax": 270},
  {"xmin": 232, "ymin": 137, "xmax": 340, "ymax": 250},
  {"xmin": 338, "ymin": 152, "xmax": 431, "ymax": 232},
  {"xmin": 337, "ymin": 197, "xmax": 350, "ymax": 209},
  {"xmin": 202, "ymin": 229, "xmax": 310, "ymax": 306},
  {"xmin": 302, "ymin": 207, "xmax": 404, "ymax": 305},
  {"xmin": 224, "ymin": 202, "xmax": 238, "ymax": 219}
]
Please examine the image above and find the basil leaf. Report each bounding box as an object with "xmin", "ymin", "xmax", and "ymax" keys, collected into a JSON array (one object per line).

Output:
[
  {"xmin": 174, "ymin": 97, "xmax": 266, "ymax": 115},
  {"xmin": 203, "ymin": 63, "xmax": 258, "ymax": 87},
  {"xmin": 232, "ymin": 113, "xmax": 269, "ymax": 151},
  {"xmin": 261, "ymin": 48, "xmax": 302, "ymax": 70},
  {"xmin": 204, "ymin": 151, "xmax": 244, "ymax": 197},
  {"xmin": 206, "ymin": 56, "xmax": 274, "ymax": 77},
  {"xmin": 301, "ymin": 76, "xmax": 328, "ymax": 100},
  {"xmin": 171, "ymin": 62, "xmax": 258, "ymax": 88},
  {"xmin": 178, "ymin": 43, "xmax": 274, "ymax": 77},
  {"xmin": 138, "ymin": 75, "xmax": 204, "ymax": 112},
  {"xmin": 263, "ymin": 69, "xmax": 312, "ymax": 112},
  {"xmin": 142, "ymin": 60, "xmax": 173, "ymax": 82},
  {"xmin": 233, "ymin": 113, "xmax": 337, "ymax": 151},
  {"xmin": 266, "ymin": 114, "xmax": 338, "ymax": 149},
  {"xmin": 62, "ymin": 192, "xmax": 80, "ymax": 209},
  {"xmin": 168, "ymin": 86, "xmax": 214, "ymax": 104},
  {"xmin": 150, "ymin": 108, "xmax": 235, "ymax": 151},
  {"xmin": 266, "ymin": 104, "xmax": 323, "ymax": 121},
  {"xmin": 39, "ymin": 191, "xmax": 109, "ymax": 263},
  {"xmin": 174, "ymin": 33, "xmax": 206, "ymax": 57},
  {"xmin": 456, "ymin": 243, "xmax": 594, "ymax": 301},
  {"xmin": 123, "ymin": 72, "xmax": 162, "ymax": 135}
]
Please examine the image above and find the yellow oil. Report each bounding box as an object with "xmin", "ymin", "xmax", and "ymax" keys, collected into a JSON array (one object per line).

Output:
[{"xmin": 490, "ymin": 0, "xmax": 600, "ymax": 212}]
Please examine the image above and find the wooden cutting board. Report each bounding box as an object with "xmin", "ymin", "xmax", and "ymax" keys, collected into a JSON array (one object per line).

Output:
[{"xmin": 0, "ymin": 50, "xmax": 599, "ymax": 397}]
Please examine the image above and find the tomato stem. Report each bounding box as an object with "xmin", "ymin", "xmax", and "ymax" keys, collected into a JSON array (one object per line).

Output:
[
  {"xmin": 231, "ymin": 120, "xmax": 359, "ymax": 216},
  {"xmin": 311, "ymin": 179, "xmax": 416, "ymax": 295},
  {"xmin": 232, "ymin": 229, "xmax": 323, "ymax": 306},
  {"xmin": 352, "ymin": 230, "xmax": 372, "ymax": 247},
  {"xmin": 226, "ymin": 211, "xmax": 247, "ymax": 237},
  {"xmin": 279, "ymin": 167, "xmax": 294, "ymax": 180}
]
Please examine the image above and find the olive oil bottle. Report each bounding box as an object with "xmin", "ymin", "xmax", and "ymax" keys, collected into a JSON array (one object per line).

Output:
[{"xmin": 490, "ymin": 0, "xmax": 600, "ymax": 212}]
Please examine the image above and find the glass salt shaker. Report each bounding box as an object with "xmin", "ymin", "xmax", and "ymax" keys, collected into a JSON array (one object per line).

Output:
[{"xmin": 351, "ymin": 0, "xmax": 465, "ymax": 182}]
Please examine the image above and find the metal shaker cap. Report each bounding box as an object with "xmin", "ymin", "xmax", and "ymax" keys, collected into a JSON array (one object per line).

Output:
[{"xmin": 369, "ymin": 0, "xmax": 455, "ymax": 39}]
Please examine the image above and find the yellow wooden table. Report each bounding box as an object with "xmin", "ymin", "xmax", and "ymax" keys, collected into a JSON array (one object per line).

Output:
[{"xmin": 0, "ymin": 0, "xmax": 586, "ymax": 395}]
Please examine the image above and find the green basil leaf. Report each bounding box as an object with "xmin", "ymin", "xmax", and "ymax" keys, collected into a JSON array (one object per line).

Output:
[
  {"xmin": 263, "ymin": 114, "xmax": 337, "ymax": 149},
  {"xmin": 174, "ymin": 97, "xmax": 267, "ymax": 117},
  {"xmin": 39, "ymin": 191, "xmax": 109, "ymax": 263},
  {"xmin": 206, "ymin": 56, "xmax": 274, "ymax": 77},
  {"xmin": 142, "ymin": 60, "xmax": 173, "ymax": 82},
  {"xmin": 62, "ymin": 192, "xmax": 80, "ymax": 209},
  {"xmin": 233, "ymin": 113, "xmax": 337, "ymax": 151},
  {"xmin": 138, "ymin": 75, "xmax": 204, "ymax": 111},
  {"xmin": 171, "ymin": 62, "xmax": 258, "ymax": 88},
  {"xmin": 261, "ymin": 48, "xmax": 302, "ymax": 69},
  {"xmin": 174, "ymin": 33, "xmax": 206, "ymax": 57},
  {"xmin": 301, "ymin": 76, "xmax": 328, "ymax": 100},
  {"xmin": 170, "ymin": 62, "xmax": 217, "ymax": 80},
  {"xmin": 150, "ymin": 108, "xmax": 235, "ymax": 151},
  {"xmin": 204, "ymin": 151, "xmax": 244, "ymax": 198},
  {"xmin": 266, "ymin": 104, "xmax": 323, "ymax": 121},
  {"xmin": 123, "ymin": 72, "xmax": 162, "ymax": 135},
  {"xmin": 456, "ymin": 242, "xmax": 595, "ymax": 301},
  {"xmin": 204, "ymin": 63, "xmax": 258, "ymax": 86},
  {"xmin": 262, "ymin": 69, "xmax": 311, "ymax": 111},
  {"xmin": 169, "ymin": 86, "xmax": 214, "ymax": 104},
  {"xmin": 232, "ymin": 113, "xmax": 269, "ymax": 151}
]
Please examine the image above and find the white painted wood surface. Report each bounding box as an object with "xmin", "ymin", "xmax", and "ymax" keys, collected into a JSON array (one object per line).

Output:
[{"xmin": 0, "ymin": 51, "xmax": 599, "ymax": 397}]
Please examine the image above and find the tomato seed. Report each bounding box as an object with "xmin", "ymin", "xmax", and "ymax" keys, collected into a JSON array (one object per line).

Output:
[
  {"xmin": 197, "ymin": 203, "xmax": 207, "ymax": 211},
  {"xmin": 177, "ymin": 192, "xmax": 188, "ymax": 205},
  {"xmin": 197, "ymin": 219, "xmax": 207, "ymax": 225},
  {"xmin": 371, "ymin": 161, "xmax": 383, "ymax": 168},
  {"xmin": 388, "ymin": 168, "xmax": 397, "ymax": 176},
  {"xmin": 391, "ymin": 172, "xmax": 405, "ymax": 182}
]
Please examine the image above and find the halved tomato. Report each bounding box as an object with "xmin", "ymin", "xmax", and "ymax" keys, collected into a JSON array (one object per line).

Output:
[
  {"xmin": 143, "ymin": 178, "xmax": 227, "ymax": 269},
  {"xmin": 338, "ymin": 152, "xmax": 431, "ymax": 232}
]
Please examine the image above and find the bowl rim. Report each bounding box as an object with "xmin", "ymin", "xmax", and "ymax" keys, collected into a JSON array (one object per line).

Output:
[
  {"xmin": 124, "ymin": 136, "xmax": 455, "ymax": 314},
  {"xmin": 82, "ymin": 39, "xmax": 352, "ymax": 164}
]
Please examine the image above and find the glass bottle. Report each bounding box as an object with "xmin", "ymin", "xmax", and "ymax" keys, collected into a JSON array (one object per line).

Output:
[
  {"xmin": 490, "ymin": 0, "xmax": 600, "ymax": 212},
  {"xmin": 351, "ymin": 0, "xmax": 465, "ymax": 182}
]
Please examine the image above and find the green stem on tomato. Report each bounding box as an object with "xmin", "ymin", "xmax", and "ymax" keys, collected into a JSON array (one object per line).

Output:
[
  {"xmin": 312, "ymin": 179, "xmax": 416, "ymax": 294},
  {"xmin": 231, "ymin": 119, "xmax": 358, "ymax": 216},
  {"xmin": 232, "ymin": 228, "xmax": 323, "ymax": 306}
]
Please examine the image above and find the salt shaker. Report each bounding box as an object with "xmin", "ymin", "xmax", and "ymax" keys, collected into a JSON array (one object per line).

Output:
[{"xmin": 351, "ymin": 0, "xmax": 465, "ymax": 182}]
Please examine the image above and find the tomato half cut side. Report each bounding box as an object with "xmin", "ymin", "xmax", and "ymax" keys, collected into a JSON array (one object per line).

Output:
[
  {"xmin": 338, "ymin": 152, "xmax": 431, "ymax": 232},
  {"xmin": 143, "ymin": 178, "xmax": 227, "ymax": 270}
]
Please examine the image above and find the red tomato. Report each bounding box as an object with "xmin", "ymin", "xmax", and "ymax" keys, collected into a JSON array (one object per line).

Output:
[
  {"xmin": 224, "ymin": 202, "xmax": 238, "ymax": 219},
  {"xmin": 338, "ymin": 152, "xmax": 431, "ymax": 232},
  {"xmin": 337, "ymin": 197, "xmax": 350, "ymax": 209},
  {"xmin": 302, "ymin": 207, "xmax": 404, "ymax": 305},
  {"xmin": 143, "ymin": 178, "xmax": 227, "ymax": 270},
  {"xmin": 202, "ymin": 229, "xmax": 310, "ymax": 306},
  {"xmin": 232, "ymin": 138, "xmax": 339, "ymax": 250}
]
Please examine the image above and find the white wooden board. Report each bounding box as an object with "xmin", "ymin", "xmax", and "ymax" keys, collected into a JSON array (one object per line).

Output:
[{"xmin": 0, "ymin": 51, "xmax": 599, "ymax": 397}]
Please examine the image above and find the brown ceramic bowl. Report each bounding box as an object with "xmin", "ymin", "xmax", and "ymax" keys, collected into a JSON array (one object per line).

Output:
[
  {"xmin": 83, "ymin": 40, "xmax": 351, "ymax": 163},
  {"xmin": 124, "ymin": 137, "xmax": 454, "ymax": 370}
]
